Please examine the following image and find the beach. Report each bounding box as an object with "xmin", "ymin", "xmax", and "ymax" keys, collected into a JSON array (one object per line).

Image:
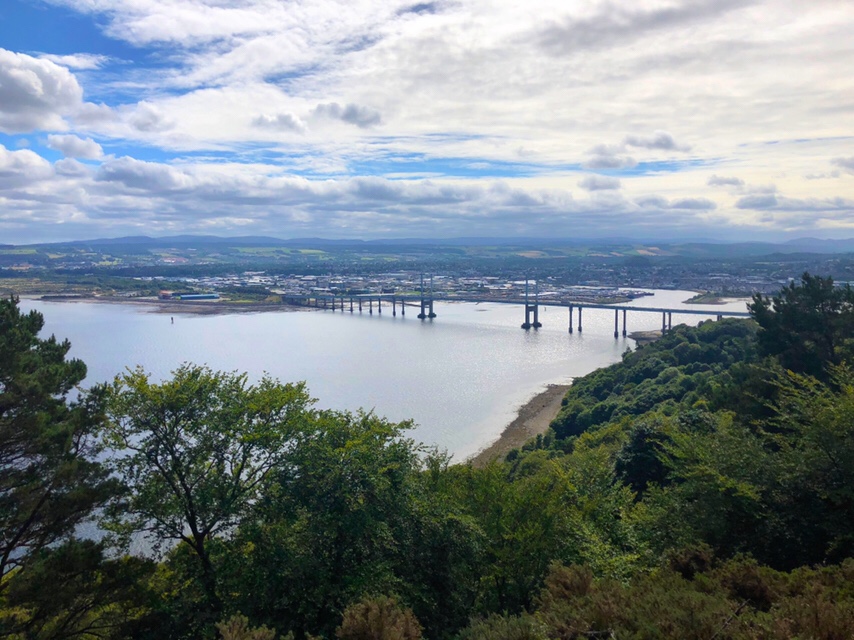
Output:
[{"xmin": 469, "ymin": 383, "xmax": 571, "ymax": 467}]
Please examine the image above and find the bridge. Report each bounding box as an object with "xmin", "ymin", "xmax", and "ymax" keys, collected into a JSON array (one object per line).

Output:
[{"xmin": 280, "ymin": 278, "xmax": 751, "ymax": 338}]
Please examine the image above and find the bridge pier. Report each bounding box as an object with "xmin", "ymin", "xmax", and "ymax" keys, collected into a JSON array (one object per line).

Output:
[
  {"xmin": 350, "ymin": 297, "xmax": 354, "ymax": 312},
  {"xmin": 622, "ymin": 309, "xmax": 627, "ymax": 337},
  {"xmin": 614, "ymin": 309, "xmax": 619, "ymax": 338},
  {"xmin": 359, "ymin": 298, "xmax": 362, "ymax": 313},
  {"xmin": 369, "ymin": 298, "xmax": 373, "ymax": 314},
  {"xmin": 578, "ymin": 305, "xmax": 583, "ymax": 332},
  {"xmin": 568, "ymin": 304, "xmax": 573, "ymax": 333},
  {"xmin": 662, "ymin": 312, "xmax": 666, "ymax": 332},
  {"xmin": 401, "ymin": 299, "xmax": 405, "ymax": 316},
  {"xmin": 341, "ymin": 297, "xmax": 344, "ymax": 311},
  {"xmin": 378, "ymin": 297, "xmax": 382, "ymax": 314},
  {"xmin": 717, "ymin": 314, "xmax": 723, "ymax": 321},
  {"xmin": 392, "ymin": 296, "xmax": 396, "ymax": 316},
  {"xmin": 418, "ymin": 299, "xmax": 435, "ymax": 319},
  {"xmin": 668, "ymin": 312, "xmax": 672, "ymax": 330}
]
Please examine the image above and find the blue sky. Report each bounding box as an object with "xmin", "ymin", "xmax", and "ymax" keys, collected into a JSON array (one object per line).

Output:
[{"xmin": 1, "ymin": 0, "xmax": 853, "ymax": 243}]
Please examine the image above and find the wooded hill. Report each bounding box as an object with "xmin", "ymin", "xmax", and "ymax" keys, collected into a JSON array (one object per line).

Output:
[{"xmin": 1, "ymin": 273, "xmax": 853, "ymax": 639}]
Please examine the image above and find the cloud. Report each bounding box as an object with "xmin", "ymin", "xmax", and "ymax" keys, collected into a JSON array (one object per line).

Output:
[
  {"xmin": 736, "ymin": 194, "xmax": 778, "ymax": 209},
  {"xmin": 583, "ymin": 144, "xmax": 637, "ymax": 170},
  {"xmin": 252, "ymin": 113, "xmax": 307, "ymax": 133},
  {"xmin": 578, "ymin": 175, "xmax": 621, "ymax": 191},
  {"xmin": 39, "ymin": 53, "xmax": 110, "ymax": 70},
  {"xmin": 832, "ymin": 157, "xmax": 854, "ymax": 174},
  {"xmin": 636, "ymin": 195, "xmax": 716, "ymax": 210},
  {"xmin": 0, "ymin": 49, "xmax": 83, "ymax": 133},
  {"xmin": 314, "ymin": 102, "xmax": 382, "ymax": 128},
  {"xmin": 624, "ymin": 131, "xmax": 691, "ymax": 152},
  {"xmin": 47, "ymin": 134, "xmax": 104, "ymax": 159},
  {"xmin": 737, "ymin": 193, "xmax": 854, "ymax": 214},
  {"xmin": 0, "ymin": 145, "xmax": 54, "ymax": 186},
  {"xmin": 538, "ymin": 0, "xmax": 750, "ymax": 56},
  {"xmin": 128, "ymin": 101, "xmax": 175, "ymax": 133},
  {"xmin": 96, "ymin": 157, "xmax": 193, "ymax": 191},
  {"xmin": 708, "ymin": 175, "xmax": 744, "ymax": 187}
]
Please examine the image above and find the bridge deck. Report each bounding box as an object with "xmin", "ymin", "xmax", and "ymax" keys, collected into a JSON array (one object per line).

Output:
[{"xmin": 281, "ymin": 293, "xmax": 751, "ymax": 317}]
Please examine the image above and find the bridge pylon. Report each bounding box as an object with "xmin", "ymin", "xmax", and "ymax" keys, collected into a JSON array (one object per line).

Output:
[
  {"xmin": 521, "ymin": 278, "xmax": 542, "ymax": 329},
  {"xmin": 418, "ymin": 273, "xmax": 437, "ymax": 319}
]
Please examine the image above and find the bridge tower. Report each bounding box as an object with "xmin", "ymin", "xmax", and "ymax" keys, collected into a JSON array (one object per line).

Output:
[
  {"xmin": 418, "ymin": 273, "xmax": 436, "ymax": 319},
  {"xmin": 521, "ymin": 278, "xmax": 542, "ymax": 330}
]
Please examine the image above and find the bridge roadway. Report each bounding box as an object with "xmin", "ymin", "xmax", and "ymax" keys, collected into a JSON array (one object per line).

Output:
[{"xmin": 281, "ymin": 291, "xmax": 751, "ymax": 337}]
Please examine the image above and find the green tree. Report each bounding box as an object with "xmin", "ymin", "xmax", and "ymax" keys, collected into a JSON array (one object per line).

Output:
[
  {"xmin": 749, "ymin": 272, "xmax": 854, "ymax": 379},
  {"xmin": 0, "ymin": 296, "xmax": 117, "ymax": 587},
  {"xmin": 103, "ymin": 365, "xmax": 312, "ymax": 615}
]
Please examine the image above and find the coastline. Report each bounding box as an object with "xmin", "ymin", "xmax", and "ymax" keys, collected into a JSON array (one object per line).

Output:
[
  {"xmin": 25, "ymin": 295, "xmax": 312, "ymax": 316},
  {"xmin": 469, "ymin": 383, "xmax": 571, "ymax": 467}
]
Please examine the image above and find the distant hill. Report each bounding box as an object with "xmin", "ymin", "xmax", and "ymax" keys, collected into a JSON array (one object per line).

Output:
[{"xmin": 15, "ymin": 235, "xmax": 854, "ymax": 257}]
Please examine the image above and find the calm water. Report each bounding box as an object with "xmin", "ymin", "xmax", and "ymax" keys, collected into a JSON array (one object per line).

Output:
[{"xmin": 22, "ymin": 291, "xmax": 748, "ymax": 460}]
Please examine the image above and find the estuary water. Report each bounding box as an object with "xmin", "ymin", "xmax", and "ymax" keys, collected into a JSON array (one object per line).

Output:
[{"xmin": 22, "ymin": 291, "xmax": 748, "ymax": 460}]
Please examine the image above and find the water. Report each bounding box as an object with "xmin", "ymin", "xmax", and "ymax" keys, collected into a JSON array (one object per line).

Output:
[{"xmin": 20, "ymin": 291, "xmax": 748, "ymax": 460}]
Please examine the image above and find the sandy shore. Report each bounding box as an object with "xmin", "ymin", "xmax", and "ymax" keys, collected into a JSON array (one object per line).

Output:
[{"xmin": 468, "ymin": 383, "xmax": 571, "ymax": 467}]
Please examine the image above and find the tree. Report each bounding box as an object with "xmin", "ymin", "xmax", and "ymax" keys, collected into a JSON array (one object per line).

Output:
[
  {"xmin": 103, "ymin": 364, "xmax": 312, "ymax": 614},
  {"xmin": 749, "ymin": 273, "xmax": 854, "ymax": 379},
  {"xmin": 0, "ymin": 296, "xmax": 117, "ymax": 587}
]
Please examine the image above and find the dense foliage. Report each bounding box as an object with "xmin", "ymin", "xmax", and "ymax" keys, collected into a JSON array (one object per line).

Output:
[{"xmin": 2, "ymin": 273, "xmax": 854, "ymax": 638}]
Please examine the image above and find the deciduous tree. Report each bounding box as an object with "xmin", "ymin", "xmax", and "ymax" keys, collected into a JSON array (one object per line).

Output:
[{"xmin": 104, "ymin": 364, "xmax": 312, "ymax": 613}]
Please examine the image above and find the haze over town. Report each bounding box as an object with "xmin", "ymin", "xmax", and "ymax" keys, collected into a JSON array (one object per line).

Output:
[{"xmin": 1, "ymin": 0, "xmax": 853, "ymax": 244}]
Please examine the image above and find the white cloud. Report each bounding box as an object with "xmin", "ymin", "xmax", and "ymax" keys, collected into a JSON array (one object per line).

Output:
[
  {"xmin": 127, "ymin": 101, "xmax": 175, "ymax": 133},
  {"xmin": 0, "ymin": 145, "xmax": 54, "ymax": 186},
  {"xmin": 832, "ymin": 157, "xmax": 854, "ymax": 174},
  {"xmin": 47, "ymin": 134, "xmax": 104, "ymax": 159},
  {"xmin": 96, "ymin": 157, "xmax": 193, "ymax": 191},
  {"xmin": 252, "ymin": 113, "xmax": 307, "ymax": 133},
  {"xmin": 313, "ymin": 103, "xmax": 382, "ymax": 128},
  {"xmin": 708, "ymin": 175, "xmax": 744, "ymax": 187},
  {"xmin": 39, "ymin": 53, "xmax": 110, "ymax": 70},
  {"xmin": 578, "ymin": 175, "xmax": 621, "ymax": 191},
  {"xmin": 0, "ymin": 49, "xmax": 83, "ymax": 133},
  {"xmin": 624, "ymin": 131, "xmax": 691, "ymax": 152}
]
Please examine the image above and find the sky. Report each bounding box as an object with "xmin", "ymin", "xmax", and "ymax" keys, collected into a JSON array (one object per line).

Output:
[{"xmin": 1, "ymin": 0, "xmax": 853, "ymax": 244}]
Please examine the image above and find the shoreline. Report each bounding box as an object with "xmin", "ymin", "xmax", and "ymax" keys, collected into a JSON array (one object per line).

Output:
[
  {"xmin": 25, "ymin": 295, "xmax": 312, "ymax": 316},
  {"xmin": 468, "ymin": 383, "xmax": 571, "ymax": 467}
]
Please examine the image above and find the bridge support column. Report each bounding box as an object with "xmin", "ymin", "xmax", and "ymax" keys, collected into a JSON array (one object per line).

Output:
[
  {"xmin": 717, "ymin": 314, "xmax": 722, "ymax": 321},
  {"xmin": 350, "ymin": 297, "xmax": 353, "ymax": 312},
  {"xmin": 392, "ymin": 296, "xmax": 396, "ymax": 316},
  {"xmin": 662, "ymin": 312, "xmax": 666, "ymax": 333},
  {"xmin": 341, "ymin": 297, "xmax": 344, "ymax": 311},
  {"xmin": 578, "ymin": 306, "xmax": 583, "ymax": 332},
  {"xmin": 668, "ymin": 312, "xmax": 672, "ymax": 330},
  {"xmin": 401, "ymin": 299, "xmax": 405, "ymax": 316},
  {"xmin": 369, "ymin": 299, "xmax": 373, "ymax": 314},
  {"xmin": 359, "ymin": 299, "xmax": 362, "ymax": 313},
  {"xmin": 568, "ymin": 304, "xmax": 573, "ymax": 333},
  {"xmin": 614, "ymin": 309, "xmax": 619, "ymax": 338},
  {"xmin": 622, "ymin": 309, "xmax": 627, "ymax": 337},
  {"xmin": 378, "ymin": 297, "xmax": 382, "ymax": 314}
]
